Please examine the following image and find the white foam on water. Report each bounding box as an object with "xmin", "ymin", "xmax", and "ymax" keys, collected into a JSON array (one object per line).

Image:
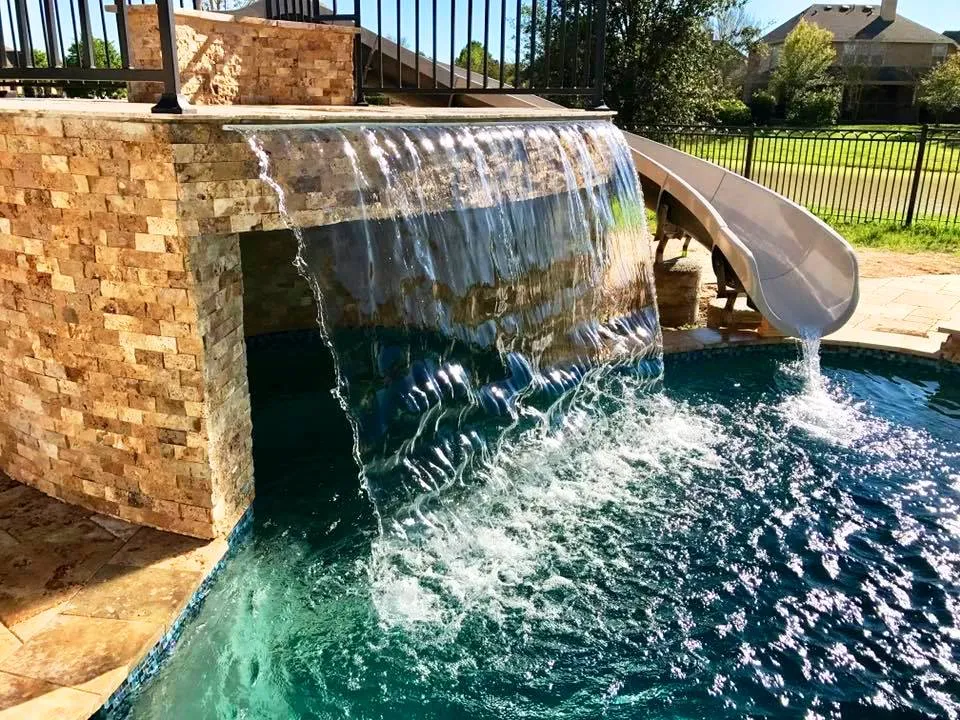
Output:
[
  {"xmin": 367, "ymin": 375, "xmax": 729, "ymax": 633},
  {"xmin": 777, "ymin": 336, "xmax": 869, "ymax": 447}
]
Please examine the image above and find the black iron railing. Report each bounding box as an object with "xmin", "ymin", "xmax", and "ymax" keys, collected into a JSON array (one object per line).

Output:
[
  {"xmin": 266, "ymin": 0, "xmax": 608, "ymax": 106},
  {"xmin": 0, "ymin": 0, "xmax": 190, "ymax": 113},
  {"xmin": 640, "ymin": 125, "xmax": 960, "ymax": 227}
]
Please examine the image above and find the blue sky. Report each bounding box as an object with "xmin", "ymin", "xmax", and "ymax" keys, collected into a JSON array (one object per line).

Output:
[{"xmin": 745, "ymin": 0, "xmax": 960, "ymax": 35}]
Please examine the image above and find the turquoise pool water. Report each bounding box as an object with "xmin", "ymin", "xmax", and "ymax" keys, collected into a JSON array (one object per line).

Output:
[{"xmin": 114, "ymin": 341, "xmax": 960, "ymax": 719}]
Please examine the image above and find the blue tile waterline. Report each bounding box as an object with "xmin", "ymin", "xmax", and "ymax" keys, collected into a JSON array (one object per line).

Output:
[{"xmin": 93, "ymin": 507, "xmax": 255, "ymax": 719}]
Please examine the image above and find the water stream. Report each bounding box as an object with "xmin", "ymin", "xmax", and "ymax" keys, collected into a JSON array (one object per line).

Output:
[{"xmin": 241, "ymin": 121, "xmax": 662, "ymax": 520}]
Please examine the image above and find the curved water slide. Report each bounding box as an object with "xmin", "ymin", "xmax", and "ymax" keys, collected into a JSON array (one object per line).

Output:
[{"xmin": 230, "ymin": 2, "xmax": 859, "ymax": 337}]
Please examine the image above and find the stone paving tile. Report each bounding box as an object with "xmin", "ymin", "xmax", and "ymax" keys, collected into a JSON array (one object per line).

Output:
[
  {"xmin": 89, "ymin": 516, "xmax": 141, "ymax": 542},
  {"xmin": 110, "ymin": 527, "xmax": 228, "ymax": 574},
  {"xmin": 0, "ymin": 487, "xmax": 96, "ymax": 545},
  {"xmin": 63, "ymin": 564, "xmax": 204, "ymax": 624},
  {"xmin": 0, "ymin": 615, "xmax": 162, "ymax": 698},
  {"xmin": 0, "ymin": 671, "xmax": 102, "ymax": 719},
  {"xmin": 0, "ymin": 627, "xmax": 19, "ymax": 665}
]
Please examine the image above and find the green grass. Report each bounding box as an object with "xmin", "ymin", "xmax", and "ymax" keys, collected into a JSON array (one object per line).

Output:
[
  {"xmin": 647, "ymin": 206, "xmax": 960, "ymax": 256},
  {"xmin": 830, "ymin": 222, "xmax": 960, "ymax": 254},
  {"xmin": 669, "ymin": 129, "xmax": 960, "ymax": 173}
]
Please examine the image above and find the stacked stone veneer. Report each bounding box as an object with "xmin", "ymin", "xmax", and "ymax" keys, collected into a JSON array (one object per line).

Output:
[
  {"xmin": 126, "ymin": 7, "xmax": 356, "ymax": 106},
  {"xmin": 0, "ymin": 111, "xmax": 635, "ymax": 538}
]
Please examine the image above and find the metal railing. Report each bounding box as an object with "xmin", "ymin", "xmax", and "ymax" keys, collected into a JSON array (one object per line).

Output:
[
  {"xmin": 267, "ymin": 0, "xmax": 608, "ymax": 106},
  {"xmin": 640, "ymin": 125, "xmax": 960, "ymax": 227},
  {"xmin": 0, "ymin": 0, "xmax": 189, "ymax": 113}
]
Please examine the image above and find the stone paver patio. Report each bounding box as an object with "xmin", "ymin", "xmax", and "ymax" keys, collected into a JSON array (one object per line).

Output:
[{"xmin": 0, "ymin": 478, "xmax": 227, "ymax": 720}]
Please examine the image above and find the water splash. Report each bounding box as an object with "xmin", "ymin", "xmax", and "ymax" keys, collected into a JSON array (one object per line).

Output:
[
  {"xmin": 779, "ymin": 333, "xmax": 866, "ymax": 446},
  {"xmin": 241, "ymin": 121, "xmax": 662, "ymax": 518}
]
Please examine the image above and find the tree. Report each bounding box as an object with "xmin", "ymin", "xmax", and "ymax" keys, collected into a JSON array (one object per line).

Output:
[
  {"xmin": 456, "ymin": 41, "xmax": 501, "ymax": 80},
  {"xmin": 768, "ymin": 19, "xmax": 836, "ymax": 107},
  {"xmin": 65, "ymin": 39, "xmax": 125, "ymax": 99},
  {"xmin": 710, "ymin": 5, "xmax": 764, "ymax": 96},
  {"xmin": 601, "ymin": 0, "xmax": 745, "ymax": 129},
  {"xmin": 918, "ymin": 53, "xmax": 960, "ymax": 124}
]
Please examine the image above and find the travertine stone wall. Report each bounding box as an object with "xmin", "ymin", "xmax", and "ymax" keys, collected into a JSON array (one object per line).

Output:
[
  {"xmin": 0, "ymin": 108, "xmax": 628, "ymax": 537},
  {"xmin": 125, "ymin": 7, "xmax": 356, "ymax": 106},
  {"xmin": 0, "ymin": 113, "xmax": 254, "ymax": 538}
]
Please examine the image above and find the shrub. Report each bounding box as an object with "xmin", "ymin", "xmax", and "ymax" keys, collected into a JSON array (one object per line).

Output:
[
  {"xmin": 750, "ymin": 90, "xmax": 777, "ymax": 125},
  {"xmin": 786, "ymin": 86, "xmax": 841, "ymax": 126},
  {"xmin": 712, "ymin": 98, "xmax": 752, "ymax": 126}
]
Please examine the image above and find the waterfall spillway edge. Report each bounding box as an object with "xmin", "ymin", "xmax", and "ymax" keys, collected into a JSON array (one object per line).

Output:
[{"xmin": 243, "ymin": 120, "xmax": 662, "ymax": 519}]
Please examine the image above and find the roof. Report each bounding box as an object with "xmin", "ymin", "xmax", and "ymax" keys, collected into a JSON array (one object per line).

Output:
[
  {"xmin": 945, "ymin": 31, "xmax": 960, "ymax": 44},
  {"xmin": 763, "ymin": 4, "xmax": 955, "ymax": 45}
]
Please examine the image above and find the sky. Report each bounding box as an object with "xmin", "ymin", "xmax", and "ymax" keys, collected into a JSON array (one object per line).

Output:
[{"xmin": 744, "ymin": 0, "xmax": 960, "ymax": 36}]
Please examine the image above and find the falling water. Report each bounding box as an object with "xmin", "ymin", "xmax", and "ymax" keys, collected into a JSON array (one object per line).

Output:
[{"xmin": 239, "ymin": 121, "xmax": 661, "ymax": 518}]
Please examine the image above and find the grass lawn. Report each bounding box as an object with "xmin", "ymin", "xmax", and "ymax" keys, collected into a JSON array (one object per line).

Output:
[
  {"xmin": 831, "ymin": 222, "xmax": 960, "ymax": 254},
  {"xmin": 665, "ymin": 127, "xmax": 960, "ymax": 173}
]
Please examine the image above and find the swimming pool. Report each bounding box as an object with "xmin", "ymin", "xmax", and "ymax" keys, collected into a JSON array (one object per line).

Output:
[{"xmin": 110, "ymin": 339, "xmax": 960, "ymax": 719}]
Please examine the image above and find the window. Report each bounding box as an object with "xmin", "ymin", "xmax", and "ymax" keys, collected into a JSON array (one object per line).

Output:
[
  {"xmin": 770, "ymin": 45, "xmax": 782, "ymax": 67},
  {"xmin": 933, "ymin": 44, "xmax": 948, "ymax": 63}
]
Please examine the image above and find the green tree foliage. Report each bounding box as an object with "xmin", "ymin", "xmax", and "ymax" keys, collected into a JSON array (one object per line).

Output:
[
  {"xmin": 785, "ymin": 86, "xmax": 841, "ymax": 126},
  {"xmin": 603, "ymin": 0, "xmax": 745, "ymax": 129},
  {"xmin": 769, "ymin": 19, "xmax": 836, "ymax": 107},
  {"xmin": 64, "ymin": 39, "xmax": 125, "ymax": 99},
  {"xmin": 456, "ymin": 40, "xmax": 516, "ymax": 84},
  {"xmin": 750, "ymin": 89, "xmax": 777, "ymax": 124},
  {"xmin": 918, "ymin": 53, "xmax": 960, "ymax": 124}
]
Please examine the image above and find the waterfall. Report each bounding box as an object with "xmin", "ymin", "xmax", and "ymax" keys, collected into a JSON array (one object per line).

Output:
[{"xmin": 241, "ymin": 120, "xmax": 662, "ymax": 518}]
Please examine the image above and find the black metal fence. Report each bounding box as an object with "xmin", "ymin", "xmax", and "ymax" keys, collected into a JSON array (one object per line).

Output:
[
  {"xmin": 267, "ymin": 0, "xmax": 608, "ymax": 105},
  {"xmin": 641, "ymin": 125, "xmax": 960, "ymax": 227},
  {"xmin": 0, "ymin": 0, "xmax": 189, "ymax": 112}
]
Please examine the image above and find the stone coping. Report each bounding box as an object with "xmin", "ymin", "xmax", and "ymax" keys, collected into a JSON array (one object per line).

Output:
[
  {"xmin": 122, "ymin": 4, "xmax": 360, "ymax": 35},
  {"xmin": 662, "ymin": 325, "xmax": 956, "ymax": 363},
  {"xmin": 0, "ymin": 98, "xmax": 616, "ymax": 125}
]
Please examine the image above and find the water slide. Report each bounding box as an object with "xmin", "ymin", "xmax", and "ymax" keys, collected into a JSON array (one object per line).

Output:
[{"xmin": 230, "ymin": 2, "xmax": 859, "ymax": 338}]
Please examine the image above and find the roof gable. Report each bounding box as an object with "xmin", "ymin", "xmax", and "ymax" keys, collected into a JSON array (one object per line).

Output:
[{"xmin": 763, "ymin": 4, "xmax": 954, "ymax": 45}]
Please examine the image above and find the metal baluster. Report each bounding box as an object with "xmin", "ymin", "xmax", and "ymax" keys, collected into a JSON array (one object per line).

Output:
[
  {"xmin": 414, "ymin": 0, "xmax": 420, "ymax": 88},
  {"xmin": 13, "ymin": 0, "xmax": 30, "ymax": 67},
  {"xmin": 482, "ymin": 0, "xmax": 489, "ymax": 88},
  {"xmin": 543, "ymin": 0, "xmax": 552, "ymax": 88},
  {"xmin": 589, "ymin": 0, "xmax": 606, "ymax": 107},
  {"xmin": 117, "ymin": 0, "xmax": 130, "ymax": 68},
  {"xmin": 76, "ymin": 0, "xmax": 95, "ymax": 67},
  {"xmin": 498, "ymin": 0, "xmax": 505, "ymax": 88},
  {"xmin": 465, "ymin": 0, "xmax": 472, "ymax": 88},
  {"xmin": 396, "ymin": 0, "xmax": 401, "ymax": 87}
]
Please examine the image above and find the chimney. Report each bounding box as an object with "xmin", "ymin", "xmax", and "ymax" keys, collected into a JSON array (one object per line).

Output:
[{"xmin": 880, "ymin": 0, "xmax": 897, "ymax": 21}]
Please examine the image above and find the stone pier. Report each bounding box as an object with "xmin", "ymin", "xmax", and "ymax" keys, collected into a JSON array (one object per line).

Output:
[{"xmin": 0, "ymin": 101, "xmax": 619, "ymax": 538}]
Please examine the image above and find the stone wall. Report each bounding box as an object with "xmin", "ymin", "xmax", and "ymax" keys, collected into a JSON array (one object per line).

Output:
[
  {"xmin": 125, "ymin": 7, "xmax": 356, "ymax": 106},
  {"xmin": 0, "ymin": 107, "xmax": 627, "ymax": 538},
  {"xmin": 238, "ymin": 230, "xmax": 316, "ymax": 337},
  {"xmin": 0, "ymin": 112, "xmax": 253, "ymax": 538}
]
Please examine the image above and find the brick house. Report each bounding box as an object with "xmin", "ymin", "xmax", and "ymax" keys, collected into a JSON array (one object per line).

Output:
[{"xmin": 743, "ymin": 0, "xmax": 959, "ymax": 123}]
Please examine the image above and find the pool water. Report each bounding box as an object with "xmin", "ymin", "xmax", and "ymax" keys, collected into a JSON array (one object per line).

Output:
[{"xmin": 114, "ymin": 341, "xmax": 960, "ymax": 719}]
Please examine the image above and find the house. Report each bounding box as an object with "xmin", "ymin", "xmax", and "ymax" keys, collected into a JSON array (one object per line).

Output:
[{"xmin": 743, "ymin": 0, "xmax": 959, "ymax": 123}]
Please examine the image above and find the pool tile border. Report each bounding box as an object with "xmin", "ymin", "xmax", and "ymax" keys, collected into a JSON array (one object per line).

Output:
[{"xmin": 92, "ymin": 508, "xmax": 254, "ymax": 719}]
